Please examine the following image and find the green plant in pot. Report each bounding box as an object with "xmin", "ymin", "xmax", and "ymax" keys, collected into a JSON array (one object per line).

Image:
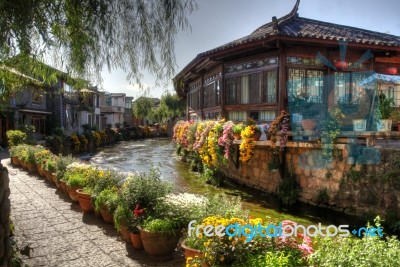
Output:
[
  {"xmin": 140, "ymin": 214, "xmax": 182, "ymax": 260},
  {"xmin": 113, "ymin": 201, "xmax": 134, "ymax": 243},
  {"xmin": 94, "ymin": 188, "xmax": 119, "ymax": 224},
  {"xmin": 120, "ymin": 168, "xmax": 172, "ymax": 214},
  {"xmin": 232, "ymin": 123, "xmax": 244, "ymax": 140},
  {"xmin": 376, "ymin": 92, "xmax": 395, "ymax": 131},
  {"xmin": 389, "ymin": 108, "xmax": 400, "ymax": 131},
  {"xmin": 65, "ymin": 171, "xmax": 87, "ymax": 202}
]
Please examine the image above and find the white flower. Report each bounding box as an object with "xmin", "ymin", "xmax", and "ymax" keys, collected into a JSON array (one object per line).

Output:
[{"xmin": 165, "ymin": 193, "xmax": 207, "ymax": 208}]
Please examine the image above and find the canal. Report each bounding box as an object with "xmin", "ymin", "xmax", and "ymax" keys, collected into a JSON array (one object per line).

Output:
[{"xmin": 90, "ymin": 137, "xmax": 364, "ymax": 227}]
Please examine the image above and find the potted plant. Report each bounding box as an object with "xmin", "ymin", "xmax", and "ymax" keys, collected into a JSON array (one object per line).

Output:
[
  {"xmin": 389, "ymin": 108, "xmax": 400, "ymax": 131},
  {"xmin": 94, "ymin": 188, "xmax": 119, "ymax": 224},
  {"xmin": 24, "ymin": 146, "xmax": 37, "ymax": 173},
  {"xmin": 34, "ymin": 148, "xmax": 51, "ymax": 177},
  {"xmin": 65, "ymin": 172, "xmax": 87, "ymax": 202},
  {"xmin": 113, "ymin": 199, "xmax": 134, "ymax": 243},
  {"xmin": 376, "ymin": 93, "xmax": 394, "ymax": 132},
  {"xmin": 232, "ymin": 123, "xmax": 244, "ymax": 140},
  {"xmin": 44, "ymin": 157, "xmax": 57, "ymax": 184},
  {"xmin": 9, "ymin": 146, "xmax": 20, "ymax": 166},
  {"xmin": 140, "ymin": 217, "xmax": 181, "ymax": 260},
  {"xmin": 55, "ymin": 155, "xmax": 76, "ymax": 194}
]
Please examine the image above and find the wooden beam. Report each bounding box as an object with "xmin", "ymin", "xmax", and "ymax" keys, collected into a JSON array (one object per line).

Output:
[{"xmin": 375, "ymin": 57, "xmax": 400, "ymax": 64}]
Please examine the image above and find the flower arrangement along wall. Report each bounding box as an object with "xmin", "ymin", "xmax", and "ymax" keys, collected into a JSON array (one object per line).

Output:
[{"xmin": 173, "ymin": 113, "xmax": 290, "ymax": 168}]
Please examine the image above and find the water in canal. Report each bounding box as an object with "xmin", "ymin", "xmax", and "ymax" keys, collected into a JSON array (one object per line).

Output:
[{"xmin": 90, "ymin": 137, "xmax": 364, "ymax": 227}]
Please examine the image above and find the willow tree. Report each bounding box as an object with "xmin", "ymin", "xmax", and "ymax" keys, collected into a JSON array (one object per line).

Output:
[{"xmin": 0, "ymin": 0, "xmax": 197, "ymax": 94}]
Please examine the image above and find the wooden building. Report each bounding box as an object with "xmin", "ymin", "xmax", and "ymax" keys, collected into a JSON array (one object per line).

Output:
[{"xmin": 173, "ymin": 0, "xmax": 400, "ymax": 125}]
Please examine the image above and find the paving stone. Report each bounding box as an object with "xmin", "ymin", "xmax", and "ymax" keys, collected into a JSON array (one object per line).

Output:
[{"xmin": 3, "ymin": 160, "xmax": 185, "ymax": 267}]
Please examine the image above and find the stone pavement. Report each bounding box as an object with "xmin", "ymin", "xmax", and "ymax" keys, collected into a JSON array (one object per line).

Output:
[{"xmin": 1, "ymin": 158, "xmax": 185, "ymax": 267}]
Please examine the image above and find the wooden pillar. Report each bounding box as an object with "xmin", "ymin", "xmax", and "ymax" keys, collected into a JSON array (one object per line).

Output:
[
  {"xmin": 220, "ymin": 63, "xmax": 226, "ymax": 119},
  {"xmin": 278, "ymin": 40, "xmax": 287, "ymax": 113}
]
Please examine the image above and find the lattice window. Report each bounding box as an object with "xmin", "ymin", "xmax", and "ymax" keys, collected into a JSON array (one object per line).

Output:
[
  {"xmin": 334, "ymin": 72, "xmax": 370, "ymax": 104},
  {"xmin": 249, "ymin": 74, "xmax": 261, "ymax": 104},
  {"xmin": 263, "ymin": 69, "xmax": 277, "ymax": 103},
  {"xmin": 203, "ymin": 82, "xmax": 216, "ymax": 108},
  {"xmin": 225, "ymin": 77, "xmax": 239, "ymax": 105},
  {"xmin": 287, "ymin": 68, "xmax": 324, "ymax": 103},
  {"xmin": 189, "ymin": 89, "xmax": 200, "ymax": 110}
]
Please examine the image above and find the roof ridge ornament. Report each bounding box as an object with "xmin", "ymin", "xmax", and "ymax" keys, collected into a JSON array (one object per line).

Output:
[{"xmin": 278, "ymin": 0, "xmax": 300, "ymax": 26}]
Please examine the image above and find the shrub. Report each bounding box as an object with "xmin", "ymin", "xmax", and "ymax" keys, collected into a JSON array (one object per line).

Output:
[
  {"xmin": 94, "ymin": 188, "xmax": 119, "ymax": 213},
  {"xmin": 142, "ymin": 218, "xmax": 179, "ymax": 232},
  {"xmin": 121, "ymin": 168, "xmax": 172, "ymax": 212},
  {"xmin": 6, "ymin": 130, "xmax": 27, "ymax": 147},
  {"xmin": 55, "ymin": 155, "xmax": 76, "ymax": 182},
  {"xmin": 308, "ymin": 217, "xmax": 400, "ymax": 266}
]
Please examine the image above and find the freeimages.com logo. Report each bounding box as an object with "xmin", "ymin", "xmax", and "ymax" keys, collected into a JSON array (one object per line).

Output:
[{"xmin": 188, "ymin": 220, "xmax": 383, "ymax": 242}]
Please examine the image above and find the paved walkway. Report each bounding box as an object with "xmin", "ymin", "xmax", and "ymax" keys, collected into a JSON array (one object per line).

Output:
[{"xmin": 1, "ymin": 158, "xmax": 185, "ymax": 267}]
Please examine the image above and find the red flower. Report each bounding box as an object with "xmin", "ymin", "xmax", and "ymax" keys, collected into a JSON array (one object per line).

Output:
[{"xmin": 133, "ymin": 204, "xmax": 145, "ymax": 217}]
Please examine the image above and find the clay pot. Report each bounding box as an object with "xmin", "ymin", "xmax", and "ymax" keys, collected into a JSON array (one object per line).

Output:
[
  {"xmin": 181, "ymin": 240, "xmax": 203, "ymax": 259},
  {"xmin": 26, "ymin": 163, "xmax": 36, "ymax": 173},
  {"xmin": 11, "ymin": 157, "xmax": 19, "ymax": 166},
  {"xmin": 76, "ymin": 189, "xmax": 93, "ymax": 213},
  {"xmin": 59, "ymin": 180, "xmax": 68, "ymax": 195},
  {"xmin": 233, "ymin": 133, "xmax": 241, "ymax": 140},
  {"xmin": 120, "ymin": 224, "xmax": 131, "ymax": 243},
  {"xmin": 100, "ymin": 206, "xmax": 114, "ymax": 224},
  {"xmin": 130, "ymin": 232, "xmax": 143, "ymax": 249},
  {"xmin": 140, "ymin": 228, "xmax": 181, "ymax": 260},
  {"xmin": 252, "ymin": 131, "xmax": 261, "ymax": 141},
  {"xmin": 67, "ymin": 185, "xmax": 81, "ymax": 202},
  {"xmin": 301, "ymin": 119, "xmax": 317, "ymax": 131}
]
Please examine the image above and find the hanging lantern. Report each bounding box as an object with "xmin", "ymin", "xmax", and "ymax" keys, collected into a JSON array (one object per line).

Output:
[
  {"xmin": 386, "ymin": 67, "xmax": 398, "ymax": 75},
  {"xmin": 335, "ymin": 60, "xmax": 348, "ymax": 70}
]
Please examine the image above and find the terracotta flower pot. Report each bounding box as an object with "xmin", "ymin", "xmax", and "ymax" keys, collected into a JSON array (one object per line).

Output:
[
  {"xmin": 20, "ymin": 161, "xmax": 27, "ymax": 170},
  {"xmin": 46, "ymin": 171, "xmax": 55, "ymax": 184},
  {"xmin": 301, "ymin": 119, "xmax": 317, "ymax": 131},
  {"xmin": 233, "ymin": 133, "xmax": 241, "ymax": 140},
  {"xmin": 37, "ymin": 164, "xmax": 43, "ymax": 176},
  {"xmin": 120, "ymin": 224, "xmax": 131, "ymax": 243},
  {"xmin": 66, "ymin": 185, "xmax": 81, "ymax": 202},
  {"xmin": 76, "ymin": 189, "xmax": 93, "ymax": 213},
  {"xmin": 252, "ymin": 131, "xmax": 261, "ymax": 141},
  {"xmin": 140, "ymin": 228, "xmax": 181, "ymax": 260},
  {"xmin": 100, "ymin": 206, "xmax": 114, "ymax": 224},
  {"xmin": 130, "ymin": 232, "xmax": 143, "ymax": 249},
  {"xmin": 11, "ymin": 157, "xmax": 19, "ymax": 166},
  {"xmin": 59, "ymin": 180, "xmax": 68, "ymax": 195},
  {"xmin": 181, "ymin": 240, "xmax": 203, "ymax": 259},
  {"xmin": 26, "ymin": 162, "xmax": 36, "ymax": 173}
]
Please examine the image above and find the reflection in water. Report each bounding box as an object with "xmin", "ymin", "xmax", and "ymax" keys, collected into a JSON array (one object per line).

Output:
[{"xmin": 91, "ymin": 138, "xmax": 364, "ymax": 227}]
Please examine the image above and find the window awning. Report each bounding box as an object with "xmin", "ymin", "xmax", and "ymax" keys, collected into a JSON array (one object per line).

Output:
[
  {"xmin": 359, "ymin": 73, "xmax": 400, "ymax": 86},
  {"xmin": 19, "ymin": 109, "xmax": 52, "ymax": 115}
]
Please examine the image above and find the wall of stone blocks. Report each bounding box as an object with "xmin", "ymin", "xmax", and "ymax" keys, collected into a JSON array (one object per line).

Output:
[{"xmin": 220, "ymin": 142, "xmax": 400, "ymax": 219}]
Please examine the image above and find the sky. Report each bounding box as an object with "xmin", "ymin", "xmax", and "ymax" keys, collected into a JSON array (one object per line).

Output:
[{"xmin": 101, "ymin": 0, "xmax": 400, "ymax": 100}]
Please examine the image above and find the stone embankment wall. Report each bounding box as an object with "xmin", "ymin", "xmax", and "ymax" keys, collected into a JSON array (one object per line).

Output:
[
  {"xmin": 0, "ymin": 163, "xmax": 10, "ymax": 266},
  {"xmin": 220, "ymin": 141, "xmax": 400, "ymax": 219}
]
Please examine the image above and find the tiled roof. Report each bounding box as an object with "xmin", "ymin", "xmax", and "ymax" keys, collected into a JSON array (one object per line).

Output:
[{"xmin": 200, "ymin": 2, "xmax": 400, "ymax": 56}]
